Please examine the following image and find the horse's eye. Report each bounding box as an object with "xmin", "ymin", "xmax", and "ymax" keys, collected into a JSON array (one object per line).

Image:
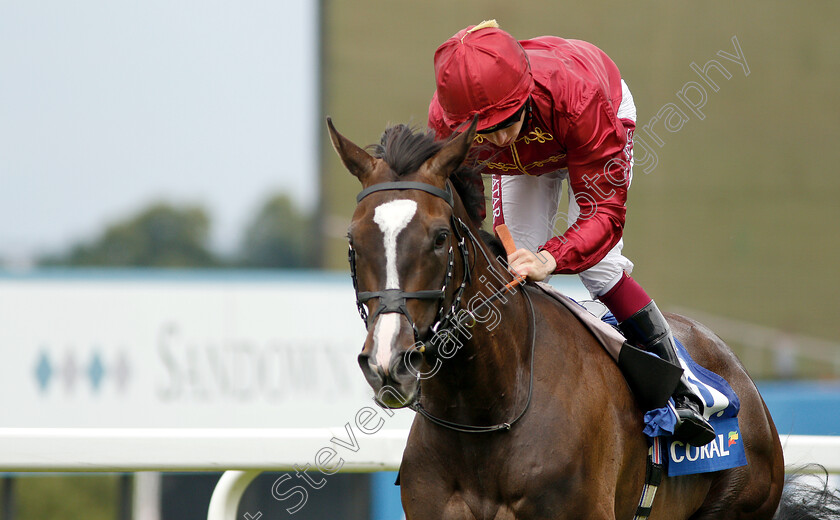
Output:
[{"xmin": 434, "ymin": 230, "xmax": 449, "ymax": 250}]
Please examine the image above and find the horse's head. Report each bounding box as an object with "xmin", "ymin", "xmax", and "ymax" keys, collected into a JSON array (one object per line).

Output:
[{"xmin": 327, "ymin": 117, "xmax": 478, "ymax": 408}]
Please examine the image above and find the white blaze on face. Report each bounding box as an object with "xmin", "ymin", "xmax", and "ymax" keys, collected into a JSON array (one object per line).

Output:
[
  {"xmin": 371, "ymin": 199, "xmax": 417, "ymax": 371},
  {"xmin": 372, "ymin": 314, "xmax": 401, "ymax": 371}
]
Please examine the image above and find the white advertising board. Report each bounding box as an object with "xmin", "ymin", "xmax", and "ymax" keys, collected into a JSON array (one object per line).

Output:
[{"xmin": 0, "ymin": 271, "xmax": 414, "ymax": 430}]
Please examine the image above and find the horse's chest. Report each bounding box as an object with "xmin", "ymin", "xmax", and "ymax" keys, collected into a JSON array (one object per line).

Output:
[
  {"xmin": 429, "ymin": 489, "xmax": 558, "ymax": 520},
  {"xmin": 438, "ymin": 500, "xmax": 518, "ymax": 520},
  {"xmin": 402, "ymin": 451, "xmax": 561, "ymax": 520}
]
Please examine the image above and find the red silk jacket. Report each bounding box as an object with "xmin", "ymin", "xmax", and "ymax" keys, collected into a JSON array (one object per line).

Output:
[{"xmin": 428, "ymin": 37, "xmax": 635, "ymax": 274}]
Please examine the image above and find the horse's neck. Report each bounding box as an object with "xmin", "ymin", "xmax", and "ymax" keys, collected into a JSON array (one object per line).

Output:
[{"xmin": 422, "ymin": 236, "xmax": 532, "ymax": 418}]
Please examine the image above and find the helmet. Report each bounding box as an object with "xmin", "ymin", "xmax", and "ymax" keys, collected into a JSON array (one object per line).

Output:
[{"xmin": 434, "ymin": 20, "xmax": 533, "ymax": 131}]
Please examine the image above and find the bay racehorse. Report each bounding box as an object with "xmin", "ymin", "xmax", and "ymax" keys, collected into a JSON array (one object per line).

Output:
[{"xmin": 327, "ymin": 116, "xmax": 835, "ymax": 519}]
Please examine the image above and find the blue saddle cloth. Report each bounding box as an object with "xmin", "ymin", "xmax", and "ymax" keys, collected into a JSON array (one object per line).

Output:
[{"xmin": 595, "ymin": 305, "xmax": 747, "ymax": 476}]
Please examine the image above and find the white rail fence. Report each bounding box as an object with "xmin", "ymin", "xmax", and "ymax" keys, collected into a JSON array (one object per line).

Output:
[
  {"xmin": 0, "ymin": 429, "xmax": 837, "ymax": 520},
  {"xmin": 673, "ymin": 307, "xmax": 840, "ymax": 378}
]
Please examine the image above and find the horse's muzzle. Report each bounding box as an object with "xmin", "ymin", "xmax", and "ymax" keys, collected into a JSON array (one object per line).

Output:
[{"xmin": 357, "ymin": 351, "xmax": 418, "ymax": 408}]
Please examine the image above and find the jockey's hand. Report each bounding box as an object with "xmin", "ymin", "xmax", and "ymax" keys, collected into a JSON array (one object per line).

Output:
[{"xmin": 507, "ymin": 248, "xmax": 556, "ymax": 282}]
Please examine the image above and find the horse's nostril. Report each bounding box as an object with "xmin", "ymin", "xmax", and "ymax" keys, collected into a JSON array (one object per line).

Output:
[
  {"xmin": 390, "ymin": 355, "xmax": 413, "ymax": 381},
  {"xmin": 358, "ymin": 352, "xmax": 386, "ymax": 383},
  {"xmin": 404, "ymin": 346, "xmax": 424, "ymax": 372}
]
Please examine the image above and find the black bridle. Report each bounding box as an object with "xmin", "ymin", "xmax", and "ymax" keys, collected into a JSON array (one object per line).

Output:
[
  {"xmin": 349, "ymin": 179, "xmax": 537, "ymax": 434},
  {"xmin": 349, "ymin": 181, "xmax": 471, "ymax": 345}
]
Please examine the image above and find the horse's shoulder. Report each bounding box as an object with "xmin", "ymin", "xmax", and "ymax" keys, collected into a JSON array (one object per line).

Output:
[{"xmin": 526, "ymin": 285, "xmax": 626, "ymax": 382}]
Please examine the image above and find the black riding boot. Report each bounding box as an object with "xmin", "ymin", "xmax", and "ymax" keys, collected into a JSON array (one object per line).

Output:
[{"xmin": 620, "ymin": 301, "xmax": 716, "ymax": 446}]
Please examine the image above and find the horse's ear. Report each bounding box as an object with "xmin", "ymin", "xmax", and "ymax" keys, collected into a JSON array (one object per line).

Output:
[
  {"xmin": 420, "ymin": 116, "xmax": 478, "ymax": 181},
  {"xmin": 327, "ymin": 117, "xmax": 376, "ymax": 183}
]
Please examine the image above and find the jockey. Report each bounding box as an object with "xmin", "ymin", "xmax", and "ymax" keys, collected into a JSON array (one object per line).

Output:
[{"xmin": 428, "ymin": 20, "xmax": 716, "ymax": 446}]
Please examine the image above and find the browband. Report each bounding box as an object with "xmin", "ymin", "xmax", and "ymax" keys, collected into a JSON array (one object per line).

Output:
[{"xmin": 356, "ymin": 182, "xmax": 454, "ymax": 207}]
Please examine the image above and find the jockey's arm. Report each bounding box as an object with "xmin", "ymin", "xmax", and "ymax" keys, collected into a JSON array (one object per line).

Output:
[{"xmin": 537, "ymin": 88, "xmax": 630, "ymax": 276}]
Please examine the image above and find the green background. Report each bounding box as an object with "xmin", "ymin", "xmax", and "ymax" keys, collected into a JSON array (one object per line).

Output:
[{"xmin": 319, "ymin": 1, "xmax": 840, "ymax": 377}]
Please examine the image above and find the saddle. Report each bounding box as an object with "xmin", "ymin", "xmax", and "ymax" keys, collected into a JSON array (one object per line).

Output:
[
  {"xmin": 534, "ymin": 282, "xmax": 680, "ymax": 410},
  {"xmin": 534, "ymin": 282, "xmax": 746, "ymax": 475}
]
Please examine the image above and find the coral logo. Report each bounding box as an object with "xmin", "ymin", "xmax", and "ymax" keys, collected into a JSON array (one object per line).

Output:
[
  {"xmin": 667, "ymin": 417, "xmax": 748, "ymax": 476},
  {"xmin": 728, "ymin": 431, "xmax": 739, "ymax": 447}
]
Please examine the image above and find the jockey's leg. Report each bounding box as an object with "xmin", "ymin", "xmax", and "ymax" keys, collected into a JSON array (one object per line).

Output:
[{"xmin": 600, "ymin": 273, "xmax": 716, "ymax": 446}]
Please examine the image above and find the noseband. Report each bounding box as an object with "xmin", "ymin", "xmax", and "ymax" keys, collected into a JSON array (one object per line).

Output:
[
  {"xmin": 350, "ymin": 179, "xmax": 538, "ymax": 433},
  {"xmin": 349, "ymin": 181, "xmax": 471, "ymax": 346}
]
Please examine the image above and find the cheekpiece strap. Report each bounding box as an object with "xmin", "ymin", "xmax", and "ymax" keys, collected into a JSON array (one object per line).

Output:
[{"xmin": 356, "ymin": 182, "xmax": 454, "ymax": 207}]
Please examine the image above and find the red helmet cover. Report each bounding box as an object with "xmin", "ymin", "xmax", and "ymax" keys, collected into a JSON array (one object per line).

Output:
[{"xmin": 434, "ymin": 24, "xmax": 533, "ymax": 130}]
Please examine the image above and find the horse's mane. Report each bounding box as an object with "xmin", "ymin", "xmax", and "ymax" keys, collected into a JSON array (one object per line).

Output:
[{"xmin": 367, "ymin": 124, "xmax": 486, "ymax": 227}]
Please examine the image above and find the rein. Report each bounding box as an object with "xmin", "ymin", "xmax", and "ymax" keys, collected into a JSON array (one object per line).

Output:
[
  {"xmin": 411, "ymin": 286, "xmax": 536, "ymax": 433},
  {"xmin": 351, "ymin": 179, "xmax": 536, "ymax": 434}
]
